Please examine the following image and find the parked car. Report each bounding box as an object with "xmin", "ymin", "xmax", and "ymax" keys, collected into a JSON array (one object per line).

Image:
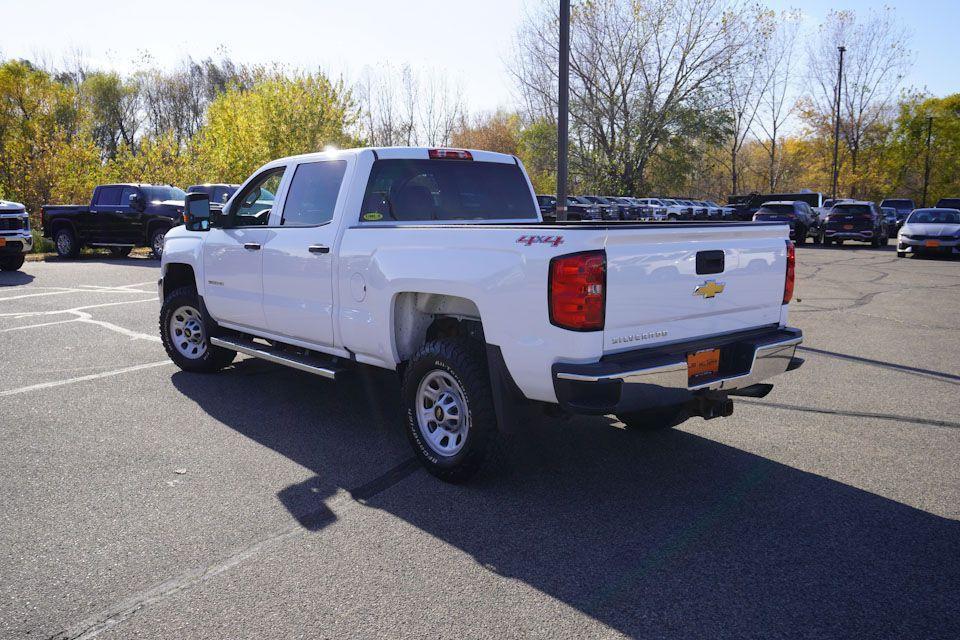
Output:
[
  {"xmin": 564, "ymin": 196, "xmax": 602, "ymax": 221},
  {"xmin": 658, "ymin": 198, "xmax": 692, "ymax": 220},
  {"xmin": 582, "ymin": 195, "xmax": 622, "ymax": 220},
  {"xmin": 880, "ymin": 198, "xmax": 916, "ymax": 230},
  {"xmin": 536, "ymin": 195, "xmax": 557, "ymax": 221},
  {"xmin": 706, "ymin": 200, "xmax": 736, "ymax": 220},
  {"xmin": 187, "ymin": 184, "xmax": 239, "ymax": 210},
  {"xmin": 608, "ymin": 197, "xmax": 642, "ymax": 220},
  {"xmin": 697, "ymin": 200, "xmax": 723, "ymax": 220},
  {"xmin": 896, "ymin": 208, "xmax": 960, "ymax": 258},
  {"xmin": 822, "ymin": 201, "xmax": 889, "ymax": 247},
  {"xmin": 881, "ymin": 207, "xmax": 898, "ymax": 234},
  {"xmin": 0, "ymin": 199, "xmax": 32, "ymax": 271},
  {"xmin": 934, "ymin": 197, "xmax": 960, "ymax": 210},
  {"xmin": 730, "ymin": 191, "xmax": 824, "ymax": 221},
  {"xmin": 159, "ymin": 146, "xmax": 803, "ymax": 481},
  {"xmin": 753, "ymin": 201, "xmax": 820, "ymax": 245},
  {"xmin": 631, "ymin": 198, "xmax": 669, "ymax": 221},
  {"xmin": 676, "ymin": 199, "xmax": 708, "ymax": 219},
  {"xmin": 42, "ymin": 184, "xmax": 186, "ymax": 259}
]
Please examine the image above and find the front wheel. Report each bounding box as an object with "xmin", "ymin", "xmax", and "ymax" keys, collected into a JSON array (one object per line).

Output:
[
  {"xmin": 54, "ymin": 227, "xmax": 80, "ymax": 259},
  {"xmin": 0, "ymin": 254, "xmax": 25, "ymax": 271},
  {"xmin": 795, "ymin": 227, "xmax": 806, "ymax": 246},
  {"xmin": 897, "ymin": 251, "xmax": 907, "ymax": 258},
  {"xmin": 159, "ymin": 286, "xmax": 236, "ymax": 373},
  {"xmin": 401, "ymin": 338, "xmax": 498, "ymax": 482}
]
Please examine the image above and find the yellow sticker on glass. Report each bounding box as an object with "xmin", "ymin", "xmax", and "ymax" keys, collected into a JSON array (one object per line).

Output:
[{"xmin": 363, "ymin": 212, "xmax": 384, "ymax": 221}]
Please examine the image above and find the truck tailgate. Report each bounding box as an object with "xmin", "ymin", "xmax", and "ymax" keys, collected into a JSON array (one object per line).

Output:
[{"xmin": 602, "ymin": 224, "xmax": 788, "ymax": 353}]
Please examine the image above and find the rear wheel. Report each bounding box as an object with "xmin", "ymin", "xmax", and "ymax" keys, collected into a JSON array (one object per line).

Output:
[
  {"xmin": 160, "ymin": 286, "xmax": 236, "ymax": 373},
  {"xmin": 795, "ymin": 227, "xmax": 806, "ymax": 245},
  {"xmin": 149, "ymin": 227, "xmax": 168, "ymax": 259},
  {"xmin": 0, "ymin": 254, "xmax": 25, "ymax": 271},
  {"xmin": 54, "ymin": 227, "xmax": 80, "ymax": 259},
  {"xmin": 401, "ymin": 338, "xmax": 498, "ymax": 482},
  {"xmin": 618, "ymin": 405, "xmax": 690, "ymax": 431}
]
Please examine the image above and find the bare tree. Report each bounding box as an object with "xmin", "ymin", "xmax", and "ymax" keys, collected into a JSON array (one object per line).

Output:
[
  {"xmin": 719, "ymin": 7, "xmax": 776, "ymax": 195},
  {"xmin": 806, "ymin": 8, "xmax": 912, "ymax": 196},
  {"xmin": 510, "ymin": 0, "xmax": 751, "ymax": 194},
  {"xmin": 357, "ymin": 65, "xmax": 463, "ymax": 147},
  {"xmin": 754, "ymin": 10, "xmax": 802, "ymax": 192}
]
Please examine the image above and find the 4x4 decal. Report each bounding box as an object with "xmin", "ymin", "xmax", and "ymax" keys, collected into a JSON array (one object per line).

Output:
[{"xmin": 516, "ymin": 235, "xmax": 564, "ymax": 247}]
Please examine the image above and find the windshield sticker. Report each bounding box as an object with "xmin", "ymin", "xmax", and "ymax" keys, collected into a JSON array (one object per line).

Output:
[{"xmin": 517, "ymin": 235, "xmax": 564, "ymax": 247}]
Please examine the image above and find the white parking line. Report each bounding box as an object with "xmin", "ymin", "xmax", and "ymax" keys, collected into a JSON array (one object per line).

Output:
[
  {"xmin": 0, "ymin": 318, "xmax": 81, "ymax": 333},
  {"xmin": 0, "ymin": 287, "xmax": 153, "ymax": 302},
  {"xmin": 0, "ymin": 360, "xmax": 173, "ymax": 398},
  {"xmin": 0, "ymin": 297, "xmax": 160, "ymax": 341}
]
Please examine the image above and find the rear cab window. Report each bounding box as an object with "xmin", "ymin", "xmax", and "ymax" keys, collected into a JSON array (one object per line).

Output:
[{"xmin": 359, "ymin": 159, "xmax": 537, "ymax": 223}]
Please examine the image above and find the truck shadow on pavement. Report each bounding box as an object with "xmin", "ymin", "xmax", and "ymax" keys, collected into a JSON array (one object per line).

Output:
[
  {"xmin": 0, "ymin": 270, "xmax": 34, "ymax": 286},
  {"xmin": 172, "ymin": 360, "xmax": 960, "ymax": 639}
]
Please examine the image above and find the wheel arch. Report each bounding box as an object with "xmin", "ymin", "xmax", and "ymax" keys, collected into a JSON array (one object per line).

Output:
[
  {"xmin": 392, "ymin": 292, "xmax": 484, "ymax": 365},
  {"xmin": 162, "ymin": 263, "xmax": 198, "ymax": 301}
]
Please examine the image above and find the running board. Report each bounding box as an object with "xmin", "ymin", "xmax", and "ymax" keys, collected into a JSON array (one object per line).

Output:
[{"xmin": 210, "ymin": 336, "xmax": 342, "ymax": 380}]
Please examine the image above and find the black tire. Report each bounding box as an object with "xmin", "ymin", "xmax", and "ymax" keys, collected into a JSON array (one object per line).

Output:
[
  {"xmin": 109, "ymin": 246, "xmax": 132, "ymax": 258},
  {"xmin": 401, "ymin": 338, "xmax": 498, "ymax": 482},
  {"xmin": 870, "ymin": 236, "xmax": 880, "ymax": 248},
  {"xmin": 160, "ymin": 286, "xmax": 236, "ymax": 373},
  {"xmin": 811, "ymin": 230, "xmax": 822, "ymax": 245},
  {"xmin": 54, "ymin": 227, "xmax": 80, "ymax": 259},
  {"xmin": 0, "ymin": 254, "xmax": 25, "ymax": 271},
  {"xmin": 823, "ymin": 237, "xmax": 832, "ymax": 246},
  {"xmin": 617, "ymin": 405, "xmax": 690, "ymax": 431},
  {"xmin": 795, "ymin": 227, "xmax": 806, "ymax": 246},
  {"xmin": 897, "ymin": 251, "xmax": 906, "ymax": 258},
  {"xmin": 836, "ymin": 239, "xmax": 845, "ymax": 246},
  {"xmin": 149, "ymin": 227, "xmax": 169, "ymax": 259}
]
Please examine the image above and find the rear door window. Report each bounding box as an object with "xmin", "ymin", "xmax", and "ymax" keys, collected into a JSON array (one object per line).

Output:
[
  {"xmin": 360, "ymin": 159, "xmax": 537, "ymax": 222},
  {"xmin": 282, "ymin": 160, "xmax": 347, "ymax": 226},
  {"xmin": 96, "ymin": 186, "xmax": 122, "ymax": 206}
]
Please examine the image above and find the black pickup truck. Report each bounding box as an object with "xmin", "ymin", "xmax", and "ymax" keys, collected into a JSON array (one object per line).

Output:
[{"xmin": 42, "ymin": 184, "xmax": 186, "ymax": 259}]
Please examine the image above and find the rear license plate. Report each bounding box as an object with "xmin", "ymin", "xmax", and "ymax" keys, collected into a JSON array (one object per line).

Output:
[
  {"xmin": 688, "ymin": 348, "xmax": 720, "ymax": 381},
  {"xmin": 925, "ymin": 239, "xmax": 940, "ymax": 248},
  {"xmin": 843, "ymin": 224, "xmax": 854, "ymax": 230},
  {"xmin": 0, "ymin": 238, "xmax": 6, "ymax": 247}
]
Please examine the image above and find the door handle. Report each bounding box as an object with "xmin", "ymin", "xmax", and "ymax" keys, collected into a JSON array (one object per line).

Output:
[
  {"xmin": 308, "ymin": 245, "xmax": 330, "ymax": 254},
  {"xmin": 243, "ymin": 243, "xmax": 261, "ymax": 251}
]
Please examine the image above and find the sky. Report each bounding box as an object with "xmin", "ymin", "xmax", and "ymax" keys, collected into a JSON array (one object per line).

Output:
[{"xmin": 1, "ymin": 0, "xmax": 958, "ymax": 113}]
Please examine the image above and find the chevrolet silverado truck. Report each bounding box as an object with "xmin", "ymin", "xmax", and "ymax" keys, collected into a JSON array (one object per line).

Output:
[
  {"xmin": 42, "ymin": 184, "xmax": 186, "ymax": 259},
  {"xmin": 158, "ymin": 147, "xmax": 803, "ymax": 481},
  {"xmin": 0, "ymin": 199, "xmax": 32, "ymax": 271}
]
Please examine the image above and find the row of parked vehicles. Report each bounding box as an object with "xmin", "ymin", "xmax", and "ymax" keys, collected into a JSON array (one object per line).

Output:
[{"xmin": 536, "ymin": 195, "xmax": 735, "ymax": 222}]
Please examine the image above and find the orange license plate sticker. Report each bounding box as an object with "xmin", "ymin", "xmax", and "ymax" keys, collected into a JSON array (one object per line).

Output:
[{"xmin": 688, "ymin": 348, "xmax": 720, "ymax": 380}]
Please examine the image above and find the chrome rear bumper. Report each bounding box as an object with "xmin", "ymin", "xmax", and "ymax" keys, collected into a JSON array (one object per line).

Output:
[{"xmin": 552, "ymin": 327, "xmax": 803, "ymax": 414}]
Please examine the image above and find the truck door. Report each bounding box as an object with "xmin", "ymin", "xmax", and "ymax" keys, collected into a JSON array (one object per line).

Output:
[
  {"xmin": 90, "ymin": 185, "xmax": 122, "ymax": 242},
  {"xmin": 117, "ymin": 186, "xmax": 143, "ymax": 244},
  {"xmin": 260, "ymin": 159, "xmax": 347, "ymax": 347},
  {"xmin": 202, "ymin": 167, "xmax": 287, "ymax": 330}
]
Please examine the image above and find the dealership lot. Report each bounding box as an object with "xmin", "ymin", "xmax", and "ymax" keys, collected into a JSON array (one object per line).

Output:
[{"xmin": 2, "ymin": 248, "xmax": 958, "ymax": 639}]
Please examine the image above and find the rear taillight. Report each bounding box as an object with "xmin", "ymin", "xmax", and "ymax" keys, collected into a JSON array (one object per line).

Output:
[
  {"xmin": 783, "ymin": 241, "xmax": 795, "ymax": 304},
  {"xmin": 549, "ymin": 251, "xmax": 606, "ymax": 331},
  {"xmin": 428, "ymin": 148, "xmax": 473, "ymax": 160}
]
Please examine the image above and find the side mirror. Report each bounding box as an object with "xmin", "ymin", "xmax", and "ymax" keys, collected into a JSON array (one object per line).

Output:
[
  {"xmin": 129, "ymin": 192, "xmax": 145, "ymax": 211},
  {"xmin": 184, "ymin": 192, "xmax": 211, "ymax": 231}
]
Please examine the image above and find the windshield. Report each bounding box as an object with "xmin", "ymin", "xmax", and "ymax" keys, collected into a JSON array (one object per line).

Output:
[
  {"xmin": 831, "ymin": 205, "xmax": 872, "ymax": 216},
  {"xmin": 907, "ymin": 209, "xmax": 960, "ymax": 224},
  {"xmin": 881, "ymin": 199, "xmax": 914, "ymax": 209},
  {"xmin": 757, "ymin": 204, "xmax": 795, "ymax": 216},
  {"xmin": 145, "ymin": 186, "xmax": 186, "ymax": 201},
  {"xmin": 936, "ymin": 198, "xmax": 960, "ymax": 209}
]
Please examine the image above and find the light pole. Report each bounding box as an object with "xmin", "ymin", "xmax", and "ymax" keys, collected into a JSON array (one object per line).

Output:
[
  {"xmin": 557, "ymin": 0, "xmax": 570, "ymax": 221},
  {"xmin": 831, "ymin": 45, "xmax": 846, "ymax": 200},
  {"xmin": 921, "ymin": 115, "xmax": 934, "ymax": 207}
]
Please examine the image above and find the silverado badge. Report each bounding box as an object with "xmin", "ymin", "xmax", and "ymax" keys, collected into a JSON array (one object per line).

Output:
[{"xmin": 694, "ymin": 280, "xmax": 725, "ymax": 299}]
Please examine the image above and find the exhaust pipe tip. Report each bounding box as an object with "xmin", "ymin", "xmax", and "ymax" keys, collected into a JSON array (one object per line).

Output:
[{"xmin": 690, "ymin": 396, "xmax": 734, "ymax": 420}]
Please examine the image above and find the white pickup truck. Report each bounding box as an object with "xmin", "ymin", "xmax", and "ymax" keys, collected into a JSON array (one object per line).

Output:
[{"xmin": 158, "ymin": 147, "xmax": 803, "ymax": 481}]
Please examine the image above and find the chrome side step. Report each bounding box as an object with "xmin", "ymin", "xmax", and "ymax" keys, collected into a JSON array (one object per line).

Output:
[{"xmin": 210, "ymin": 336, "xmax": 342, "ymax": 380}]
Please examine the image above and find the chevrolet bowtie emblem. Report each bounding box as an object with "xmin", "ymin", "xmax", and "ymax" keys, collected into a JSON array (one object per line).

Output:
[{"xmin": 694, "ymin": 280, "xmax": 725, "ymax": 298}]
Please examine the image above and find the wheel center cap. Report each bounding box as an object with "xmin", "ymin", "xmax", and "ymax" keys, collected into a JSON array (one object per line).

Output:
[{"xmin": 434, "ymin": 406, "xmax": 444, "ymax": 421}]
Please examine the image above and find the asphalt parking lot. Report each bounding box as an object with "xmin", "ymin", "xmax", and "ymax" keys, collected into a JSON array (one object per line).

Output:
[{"xmin": 2, "ymin": 246, "xmax": 958, "ymax": 639}]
